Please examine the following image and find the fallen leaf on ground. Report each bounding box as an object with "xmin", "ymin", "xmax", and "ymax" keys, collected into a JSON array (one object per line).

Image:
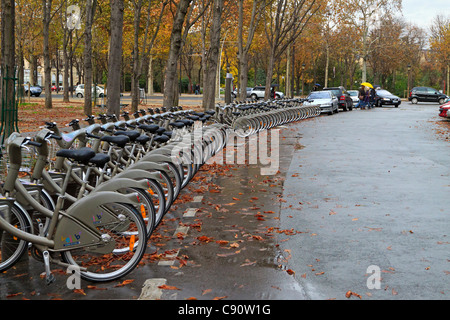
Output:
[
  {"xmin": 286, "ymin": 269, "xmax": 295, "ymax": 275},
  {"xmin": 345, "ymin": 291, "xmax": 362, "ymax": 299},
  {"xmin": 202, "ymin": 289, "xmax": 212, "ymax": 295},
  {"xmin": 73, "ymin": 289, "xmax": 86, "ymax": 295},
  {"xmin": 158, "ymin": 285, "xmax": 181, "ymax": 290},
  {"xmin": 114, "ymin": 279, "xmax": 135, "ymax": 287}
]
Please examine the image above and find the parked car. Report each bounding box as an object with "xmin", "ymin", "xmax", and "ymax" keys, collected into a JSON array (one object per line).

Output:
[
  {"xmin": 408, "ymin": 87, "xmax": 448, "ymax": 105},
  {"xmin": 438, "ymin": 98, "xmax": 450, "ymax": 118},
  {"xmin": 75, "ymin": 84, "xmax": 105, "ymax": 98},
  {"xmin": 232, "ymin": 87, "xmax": 252, "ymax": 99},
  {"xmin": 347, "ymin": 90, "xmax": 359, "ymax": 105},
  {"xmin": 322, "ymin": 86, "xmax": 353, "ymax": 111},
  {"xmin": 303, "ymin": 90, "xmax": 339, "ymax": 115},
  {"xmin": 23, "ymin": 84, "xmax": 42, "ymax": 97},
  {"xmin": 51, "ymin": 85, "xmax": 63, "ymax": 92},
  {"xmin": 249, "ymin": 86, "xmax": 284, "ymax": 100},
  {"xmin": 374, "ymin": 88, "xmax": 401, "ymax": 108}
]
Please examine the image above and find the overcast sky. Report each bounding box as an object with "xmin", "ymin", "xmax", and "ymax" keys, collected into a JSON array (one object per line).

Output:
[{"xmin": 399, "ymin": 0, "xmax": 450, "ymax": 32}]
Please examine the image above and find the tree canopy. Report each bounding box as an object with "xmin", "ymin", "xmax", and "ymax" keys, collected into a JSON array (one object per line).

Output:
[{"xmin": 2, "ymin": 0, "xmax": 450, "ymax": 114}]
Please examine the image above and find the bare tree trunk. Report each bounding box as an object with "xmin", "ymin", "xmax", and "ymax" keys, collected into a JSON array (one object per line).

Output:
[
  {"xmin": 162, "ymin": 0, "xmax": 191, "ymax": 109},
  {"xmin": 131, "ymin": 0, "xmax": 143, "ymax": 113},
  {"xmin": 237, "ymin": 0, "xmax": 264, "ymax": 101},
  {"xmin": 144, "ymin": 1, "xmax": 168, "ymax": 97},
  {"xmin": 1, "ymin": 0, "xmax": 16, "ymax": 141},
  {"xmin": 43, "ymin": 0, "xmax": 52, "ymax": 109},
  {"xmin": 263, "ymin": 0, "xmax": 319, "ymax": 100},
  {"xmin": 202, "ymin": 0, "xmax": 223, "ymax": 110},
  {"xmin": 264, "ymin": 52, "xmax": 275, "ymax": 99},
  {"xmin": 83, "ymin": 0, "xmax": 96, "ymax": 116},
  {"xmin": 200, "ymin": 0, "xmax": 209, "ymax": 102},
  {"xmin": 30, "ymin": 55, "xmax": 37, "ymax": 86},
  {"xmin": 147, "ymin": 55, "xmax": 153, "ymax": 95},
  {"xmin": 107, "ymin": 0, "xmax": 124, "ymax": 116},
  {"xmin": 16, "ymin": 8, "xmax": 24, "ymax": 104},
  {"xmin": 63, "ymin": 14, "xmax": 70, "ymax": 103}
]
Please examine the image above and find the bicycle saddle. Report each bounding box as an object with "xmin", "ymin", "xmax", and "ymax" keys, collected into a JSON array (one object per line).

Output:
[
  {"xmin": 177, "ymin": 119, "xmax": 194, "ymax": 126},
  {"xmin": 56, "ymin": 147, "xmax": 96, "ymax": 165},
  {"xmin": 138, "ymin": 124, "xmax": 159, "ymax": 133},
  {"xmin": 153, "ymin": 135, "xmax": 170, "ymax": 143},
  {"xmin": 88, "ymin": 153, "xmax": 111, "ymax": 167},
  {"xmin": 169, "ymin": 122, "xmax": 185, "ymax": 128},
  {"xmin": 162, "ymin": 131, "xmax": 172, "ymax": 137},
  {"xmin": 135, "ymin": 135, "xmax": 150, "ymax": 145},
  {"xmin": 101, "ymin": 135, "xmax": 130, "ymax": 148},
  {"xmin": 114, "ymin": 130, "xmax": 140, "ymax": 142},
  {"xmin": 156, "ymin": 127, "xmax": 166, "ymax": 135}
]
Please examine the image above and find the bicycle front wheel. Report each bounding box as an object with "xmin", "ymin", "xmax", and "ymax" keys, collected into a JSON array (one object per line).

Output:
[
  {"xmin": 0, "ymin": 203, "xmax": 31, "ymax": 272},
  {"xmin": 60, "ymin": 202, "xmax": 147, "ymax": 282}
]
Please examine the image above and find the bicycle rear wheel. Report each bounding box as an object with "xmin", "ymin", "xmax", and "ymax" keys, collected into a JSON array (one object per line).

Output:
[
  {"xmin": 60, "ymin": 202, "xmax": 146, "ymax": 282},
  {"xmin": 145, "ymin": 178, "xmax": 166, "ymax": 227},
  {"xmin": 0, "ymin": 203, "xmax": 31, "ymax": 272},
  {"xmin": 117, "ymin": 187, "xmax": 156, "ymax": 239}
]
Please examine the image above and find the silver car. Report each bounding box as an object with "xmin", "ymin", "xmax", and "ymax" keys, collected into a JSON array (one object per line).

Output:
[
  {"xmin": 232, "ymin": 87, "xmax": 252, "ymax": 99},
  {"xmin": 347, "ymin": 90, "xmax": 359, "ymax": 105},
  {"xmin": 249, "ymin": 86, "xmax": 284, "ymax": 100},
  {"xmin": 75, "ymin": 84, "xmax": 105, "ymax": 98},
  {"xmin": 303, "ymin": 91, "xmax": 339, "ymax": 115}
]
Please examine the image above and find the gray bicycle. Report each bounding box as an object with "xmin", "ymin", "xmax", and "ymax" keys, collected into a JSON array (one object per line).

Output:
[{"xmin": 0, "ymin": 134, "xmax": 147, "ymax": 283}]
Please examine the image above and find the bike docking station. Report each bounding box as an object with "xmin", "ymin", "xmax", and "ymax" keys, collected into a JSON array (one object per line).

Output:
[{"xmin": 0, "ymin": 98, "xmax": 320, "ymax": 293}]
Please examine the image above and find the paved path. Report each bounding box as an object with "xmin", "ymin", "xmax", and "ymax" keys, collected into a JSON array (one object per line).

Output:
[{"xmin": 278, "ymin": 104, "xmax": 450, "ymax": 299}]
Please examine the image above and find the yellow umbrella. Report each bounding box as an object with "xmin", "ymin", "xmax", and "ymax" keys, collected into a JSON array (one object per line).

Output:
[{"xmin": 361, "ymin": 82, "xmax": 373, "ymax": 89}]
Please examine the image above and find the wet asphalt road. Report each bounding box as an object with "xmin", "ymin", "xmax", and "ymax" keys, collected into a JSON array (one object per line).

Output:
[
  {"xmin": 1, "ymin": 102, "xmax": 449, "ymax": 302},
  {"xmin": 278, "ymin": 103, "xmax": 450, "ymax": 300}
]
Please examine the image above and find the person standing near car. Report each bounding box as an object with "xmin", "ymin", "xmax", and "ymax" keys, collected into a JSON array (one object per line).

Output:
[
  {"xmin": 369, "ymin": 87, "xmax": 376, "ymax": 108},
  {"xmin": 356, "ymin": 85, "xmax": 366, "ymax": 109}
]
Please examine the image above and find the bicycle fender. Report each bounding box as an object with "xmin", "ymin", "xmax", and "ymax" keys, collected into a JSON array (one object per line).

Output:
[
  {"xmin": 141, "ymin": 152, "xmax": 182, "ymax": 165},
  {"xmin": 114, "ymin": 168, "xmax": 165, "ymax": 183},
  {"xmin": 128, "ymin": 160, "xmax": 171, "ymax": 174},
  {"xmin": 127, "ymin": 162, "xmax": 172, "ymax": 178},
  {"xmin": 54, "ymin": 191, "xmax": 139, "ymax": 251},
  {"xmin": 145, "ymin": 148, "xmax": 192, "ymax": 166},
  {"xmin": 90, "ymin": 178, "xmax": 149, "ymax": 193}
]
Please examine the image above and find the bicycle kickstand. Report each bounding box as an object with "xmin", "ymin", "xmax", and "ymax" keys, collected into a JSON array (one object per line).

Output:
[{"xmin": 43, "ymin": 251, "xmax": 55, "ymax": 285}]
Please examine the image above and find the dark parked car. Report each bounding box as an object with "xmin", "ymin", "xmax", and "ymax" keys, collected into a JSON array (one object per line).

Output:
[
  {"xmin": 322, "ymin": 86, "xmax": 353, "ymax": 111},
  {"xmin": 438, "ymin": 100, "xmax": 450, "ymax": 118},
  {"xmin": 408, "ymin": 87, "xmax": 448, "ymax": 104},
  {"xmin": 374, "ymin": 89, "xmax": 401, "ymax": 108},
  {"xmin": 24, "ymin": 85, "xmax": 42, "ymax": 97}
]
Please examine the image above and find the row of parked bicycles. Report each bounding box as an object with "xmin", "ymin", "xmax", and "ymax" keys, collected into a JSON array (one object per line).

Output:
[{"xmin": 0, "ymin": 98, "xmax": 320, "ymax": 284}]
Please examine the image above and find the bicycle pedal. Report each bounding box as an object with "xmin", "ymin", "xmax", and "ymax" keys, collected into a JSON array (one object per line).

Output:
[{"xmin": 46, "ymin": 273, "xmax": 55, "ymax": 285}]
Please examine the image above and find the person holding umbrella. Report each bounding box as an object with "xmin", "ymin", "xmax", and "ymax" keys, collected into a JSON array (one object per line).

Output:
[
  {"xmin": 358, "ymin": 82, "xmax": 373, "ymax": 109},
  {"xmin": 356, "ymin": 85, "xmax": 366, "ymax": 109}
]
